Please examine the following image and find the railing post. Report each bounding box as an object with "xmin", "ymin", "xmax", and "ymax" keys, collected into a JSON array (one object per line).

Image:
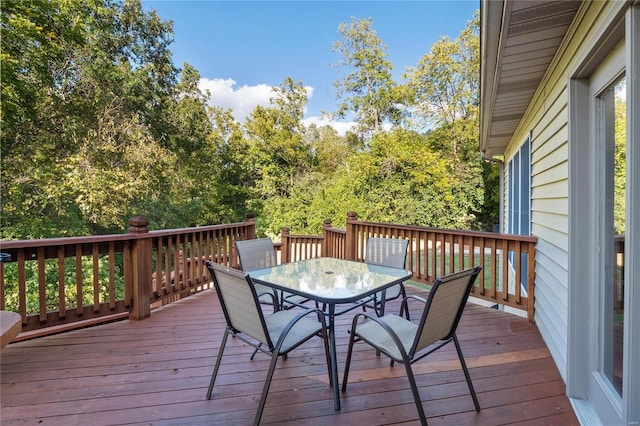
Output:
[
  {"xmin": 281, "ymin": 227, "xmax": 290, "ymax": 264},
  {"xmin": 527, "ymin": 241, "xmax": 536, "ymax": 322},
  {"xmin": 128, "ymin": 217, "xmax": 151, "ymax": 320},
  {"xmin": 345, "ymin": 211, "xmax": 358, "ymax": 261},
  {"xmin": 322, "ymin": 219, "xmax": 332, "ymax": 257},
  {"xmin": 246, "ymin": 212, "xmax": 256, "ymax": 239}
]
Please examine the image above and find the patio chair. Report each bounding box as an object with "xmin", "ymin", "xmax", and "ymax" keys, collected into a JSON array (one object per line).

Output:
[
  {"xmin": 205, "ymin": 261, "xmax": 331, "ymax": 426},
  {"xmin": 362, "ymin": 237, "xmax": 410, "ymax": 318},
  {"xmin": 341, "ymin": 266, "xmax": 482, "ymax": 425},
  {"xmin": 235, "ymin": 238, "xmax": 308, "ymax": 309}
]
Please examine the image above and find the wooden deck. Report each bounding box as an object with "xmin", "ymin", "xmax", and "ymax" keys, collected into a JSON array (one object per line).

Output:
[{"xmin": 0, "ymin": 285, "xmax": 578, "ymax": 425}]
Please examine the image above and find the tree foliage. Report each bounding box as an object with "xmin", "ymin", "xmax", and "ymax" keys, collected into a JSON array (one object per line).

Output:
[
  {"xmin": 614, "ymin": 88, "xmax": 626, "ymax": 235},
  {"xmin": 244, "ymin": 77, "xmax": 313, "ymax": 200},
  {"xmin": 1, "ymin": 4, "xmax": 497, "ymax": 242},
  {"xmin": 331, "ymin": 17, "xmax": 403, "ymax": 137}
]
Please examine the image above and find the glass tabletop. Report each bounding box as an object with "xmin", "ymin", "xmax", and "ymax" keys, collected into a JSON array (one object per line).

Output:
[{"xmin": 249, "ymin": 257, "xmax": 411, "ymax": 304}]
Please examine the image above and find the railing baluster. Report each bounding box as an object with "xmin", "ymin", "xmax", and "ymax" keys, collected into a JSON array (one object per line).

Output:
[
  {"xmin": 527, "ymin": 241, "xmax": 536, "ymax": 322},
  {"xmin": 425, "ymin": 232, "xmax": 432, "ymax": 280},
  {"xmin": 514, "ymin": 240, "xmax": 522, "ymax": 305},
  {"xmin": 0, "ymin": 260, "xmax": 5, "ymax": 310},
  {"xmin": 154, "ymin": 237, "xmax": 163, "ymax": 298},
  {"xmin": 37, "ymin": 247, "xmax": 46, "ymax": 322},
  {"xmin": 478, "ymin": 237, "xmax": 486, "ymax": 296},
  {"xmin": 57, "ymin": 248, "xmax": 66, "ymax": 317},
  {"xmin": 124, "ymin": 240, "xmax": 132, "ymax": 307},
  {"xmin": 92, "ymin": 243, "xmax": 100, "ymax": 312},
  {"xmin": 75, "ymin": 245, "xmax": 83, "ymax": 316},
  {"xmin": 501, "ymin": 240, "xmax": 509, "ymax": 302},
  {"xmin": 18, "ymin": 250, "xmax": 26, "ymax": 323},
  {"xmin": 490, "ymin": 239, "xmax": 497, "ymax": 300},
  {"xmin": 188, "ymin": 231, "xmax": 195, "ymax": 288},
  {"xmin": 109, "ymin": 242, "xmax": 116, "ymax": 310},
  {"xmin": 163, "ymin": 236, "xmax": 171, "ymax": 298},
  {"xmin": 449, "ymin": 234, "xmax": 455, "ymax": 274},
  {"xmin": 173, "ymin": 234, "xmax": 181, "ymax": 293}
]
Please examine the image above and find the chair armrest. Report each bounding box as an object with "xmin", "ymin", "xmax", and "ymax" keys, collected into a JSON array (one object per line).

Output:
[
  {"xmin": 256, "ymin": 290, "xmax": 280, "ymax": 310},
  {"xmin": 399, "ymin": 294, "xmax": 427, "ymax": 317},
  {"xmin": 349, "ymin": 311, "xmax": 411, "ymax": 362}
]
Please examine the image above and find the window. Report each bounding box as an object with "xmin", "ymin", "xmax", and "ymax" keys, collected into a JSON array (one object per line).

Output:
[
  {"xmin": 508, "ymin": 135, "xmax": 531, "ymax": 237},
  {"xmin": 507, "ymin": 135, "xmax": 531, "ymax": 291}
]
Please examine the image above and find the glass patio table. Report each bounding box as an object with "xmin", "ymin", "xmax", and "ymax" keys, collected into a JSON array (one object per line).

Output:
[{"xmin": 249, "ymin": 257, "xmax": 412, "ymax": 411}]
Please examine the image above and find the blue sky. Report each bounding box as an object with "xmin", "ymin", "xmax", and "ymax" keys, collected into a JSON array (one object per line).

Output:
[{"xmin": 142, "ymin": 1, "xmax": 479, "ymax": 132}]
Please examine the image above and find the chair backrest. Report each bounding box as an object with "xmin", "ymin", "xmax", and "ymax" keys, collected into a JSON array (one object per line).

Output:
[
  {"xmin": 411, "ymin": 266, "xmax": 482, "ymax": 355},
  {"xmin": 205, "ymin": 261, "xmax": 273, "ymax": 348},
  {"xmin": 235, "ymin": 238, "xmax": 277, "ymax": 271},
  {"xmin": 365, "ymin": 237, "xmax": 409, "ymax": 269}
]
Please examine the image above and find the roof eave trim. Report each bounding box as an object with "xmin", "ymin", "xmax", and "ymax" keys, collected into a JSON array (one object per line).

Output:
[{"xmin": 480, "ymin": 0, "xmax": 508, "ymax": 155}]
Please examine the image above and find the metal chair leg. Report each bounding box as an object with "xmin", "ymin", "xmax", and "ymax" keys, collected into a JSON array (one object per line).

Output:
[
  {"xmin": 207, "ymin": 329, "xmax": 230, "ymax": 400},
  {"xmin": 399, "ymin": 284, "xmax": 410, "ymax": 320},
  {"xmin": 404, "ymin": 361, "xmax": 428, "ymax": 425},
  {"xmin": 341, "ymin": 326, "xmax": 358, "ymax": 392},
  {"xmin": 453, "ymin": 334, "xmax": 480, "ymax": 411},
  {"xmin": 254, "ymin": 350, "xmax": 280, "ymax": 426},
  {"xmin": 250, "ymin": 344, "xmax": 261, "ymax": 360}
]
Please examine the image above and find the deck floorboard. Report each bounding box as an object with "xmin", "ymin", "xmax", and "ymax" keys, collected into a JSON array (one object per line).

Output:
[{"xmin": 1, "ymin": 285, "xmax": 578, "ymax": 425}]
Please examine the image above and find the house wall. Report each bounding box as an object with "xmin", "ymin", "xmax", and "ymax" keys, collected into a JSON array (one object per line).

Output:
[{"xmin": 501, "ymin": 1, "xmax": 616, "ymax": 382}]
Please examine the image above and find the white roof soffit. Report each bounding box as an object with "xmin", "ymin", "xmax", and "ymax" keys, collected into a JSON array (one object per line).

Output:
[{"xmin": 480, "ymin": 0, "xmax": 581, "ymax": 156}]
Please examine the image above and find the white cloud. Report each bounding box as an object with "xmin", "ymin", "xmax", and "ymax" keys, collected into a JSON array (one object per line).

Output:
[
  {"xmin": 198, "ymin": 77, "xmax": 273, "ymax": 123},
  {"xmin": 302, "ymin": 116, "xmax": 357, "ymax": 136},
  {"xmin": 198, "ymin": 77, "xmax": 355, "ymax": 136}
]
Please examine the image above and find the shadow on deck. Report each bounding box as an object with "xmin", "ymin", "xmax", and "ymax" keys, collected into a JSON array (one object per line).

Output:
[{"xmin": 0, "ymin": 285, "xmax": 578, "ymax": 425}]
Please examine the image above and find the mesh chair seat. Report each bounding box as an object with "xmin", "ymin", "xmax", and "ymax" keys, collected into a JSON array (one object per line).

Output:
[
  {"xmin": 342, "ymin": 266, "xmax": 483, "ymax": 425},
  {"xmin": 353, "ymin": 313, "xmax": 417, "ymax": 361},
  {"xmin": 265, "ymin": 310, "xmax": 324, "ymax": 353}
]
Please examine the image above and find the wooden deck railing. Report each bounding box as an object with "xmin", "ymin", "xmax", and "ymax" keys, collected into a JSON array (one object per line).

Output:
[
  {"xmin": 0, "ymin": 214, "xmax": 257, "ymax": 338},
  {"xmin": 278, "ymin": 227, "xmax": 323, "ymax": 263},
  {"xmin": 1, "ymin": 211, "xmax": 540, "ymax": 341},
  {"xmin": 281, "ymin": 212, "xmax": 537, "ymax": 321},
  {"xmin": 343, "ymin": 212, "xmax": 537, "ymax": 321}
]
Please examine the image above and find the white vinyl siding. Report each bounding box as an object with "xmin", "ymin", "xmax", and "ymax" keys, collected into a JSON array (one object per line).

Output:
[
  {"xmin": 517, "ymin": 88, "xmax": 570, "ymax": 380},
  {"xmin": 487, "ymin": 1, "xmax": 639, "ymax": 422},
  {"xmin": 500, "ymin": 2, "xmax": 616, "ymax": 383},
  {"xmin": 502, "ymin": 12, "xmax": 640, "ymax": 422}
]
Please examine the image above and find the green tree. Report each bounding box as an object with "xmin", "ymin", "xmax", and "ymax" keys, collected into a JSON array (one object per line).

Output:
[
  {"xmin": 347, "ymin": 129, "xmax": 474, "ymax": 228},
  {"xmin": 283, "ymin": 129, "xmax": 480, "ymax": 232},
  {"xmin": 243, "ymin": 77, "xmax": 313, "ymax": 200},
  {"xmin": 206, "ymin": 105, "xmax": 254, "ymax": 224},
  {"xmin": 402, "ymin": 11, "xmax": 496, "ymax": 230},
  {"xmin": 0, "ymin": 0, "xmax": 183, "ymax": 238},
  {"xmin": 304, "ymin": 123, "xmax": 354, "ymax": 175},
  {"xmin": 332, "ymin": 17, "xmax": 403, "ymax": 137},
  {"xmin": 132, "ymin": 63, "xmax": 218, "ymax": 229},
  {"xmin": 614, "ymin": 87, "xmax": 626, "ymax": 235},
  {"xmin": 403, "ymin": 11, "xmax": 479, "ymax": 160},
  {"xmin": 1, "ymin": 1, "xmax": 496, "ymax": 241},
  {"xmin": 1, "ymin": 0, "xmax": 92, "ymax": 238},
  {"xmin": 1, "ymin": 0, "xmax": 86, "ymax": 149}
]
